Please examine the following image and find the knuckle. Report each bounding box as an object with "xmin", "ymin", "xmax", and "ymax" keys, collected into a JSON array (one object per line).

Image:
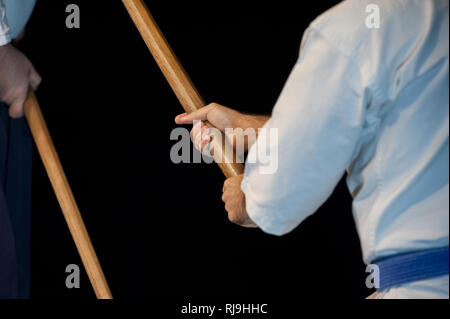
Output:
[
  {"xmin": 207, "ymin": 102, "xmax": 222, "ymax": 112},
  {"xmin": 228, "ymin": 213, "xmax": 238, "ymax": 224}
]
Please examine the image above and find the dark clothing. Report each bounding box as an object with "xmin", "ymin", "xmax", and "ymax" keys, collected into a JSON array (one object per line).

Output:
[{"xmin": 0, "ymin": 102, "xmax": 32, "ymax": 298}]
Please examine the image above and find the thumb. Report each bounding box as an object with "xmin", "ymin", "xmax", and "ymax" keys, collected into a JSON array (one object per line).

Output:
[
  {"xmin": 8, "ymin": 93, "xmax": 27, "ymax": 118},
  {"xmin": 29, "ymin": 66, "xmax": 42, "ymax": 90}
]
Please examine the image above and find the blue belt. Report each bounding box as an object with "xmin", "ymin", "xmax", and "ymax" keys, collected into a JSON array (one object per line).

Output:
[{"xmin": 374, "ymin": 246, "xmax": 449, "ymax": 291}]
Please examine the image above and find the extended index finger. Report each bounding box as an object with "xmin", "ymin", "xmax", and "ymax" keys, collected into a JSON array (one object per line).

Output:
[{"xmin": 174, "ymin": 105, "xmax": 213, "ymax": 124}]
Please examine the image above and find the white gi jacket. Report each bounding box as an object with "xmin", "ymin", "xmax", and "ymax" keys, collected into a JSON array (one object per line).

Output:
[{"xmin": 241, "ymin": 0, "xmax": 449, "ymax": 298}]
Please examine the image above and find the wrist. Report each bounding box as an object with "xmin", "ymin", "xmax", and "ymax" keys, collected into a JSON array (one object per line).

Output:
[{"xmin": 238, "ymin": 113, "xmax": 269, "ymax": 131}]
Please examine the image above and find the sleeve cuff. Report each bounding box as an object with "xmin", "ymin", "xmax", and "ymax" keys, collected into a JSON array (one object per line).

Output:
[{"xmin": 241, "ymin": 177, "xmax": 296, "ymax": 236}]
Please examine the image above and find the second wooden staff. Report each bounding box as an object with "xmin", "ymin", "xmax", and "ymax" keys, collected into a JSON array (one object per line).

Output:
[{"xmin": 24, "ymin": 92, "xmax": 112, "ymax": 299}]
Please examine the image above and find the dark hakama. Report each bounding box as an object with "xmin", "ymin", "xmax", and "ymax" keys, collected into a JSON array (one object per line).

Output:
[{"xmin": 0, "ymin": 102, "xmax": 32, "ymax": 298}]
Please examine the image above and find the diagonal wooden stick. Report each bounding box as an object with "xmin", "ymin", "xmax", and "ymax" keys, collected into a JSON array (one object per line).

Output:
[
  {"xmin": 24, "ymin": 91, "xmax": 112, "ymax": 299},
  {"xmin": 122, "ymin": 0, "xmax": 244, "ymax": 178}
]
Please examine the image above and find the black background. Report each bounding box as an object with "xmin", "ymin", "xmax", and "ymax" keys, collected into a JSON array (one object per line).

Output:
[{"xmin": 18, "ymin": 0, "xmax": 369, "ymax": 301}]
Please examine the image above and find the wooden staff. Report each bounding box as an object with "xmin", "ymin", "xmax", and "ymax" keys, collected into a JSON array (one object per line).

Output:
[
  {"xmin": 122, "ymin": 0, "xmax": 244, "ymax": 178},
  {"xmin": 24, "ymin": 91, "xmax": 112, "ymax": 299}
]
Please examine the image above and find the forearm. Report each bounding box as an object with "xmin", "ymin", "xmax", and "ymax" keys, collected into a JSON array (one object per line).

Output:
[
  {"xmin": 237, "ymin": 113, "xmax": 270, "ymax": 131},
  {"xmin": 234, "ymin": 113, "xmax": 270, "ymax": 151}
]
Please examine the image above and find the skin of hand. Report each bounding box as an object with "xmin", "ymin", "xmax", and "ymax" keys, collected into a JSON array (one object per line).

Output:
[
  {"xmin": 221, "ymin": 173, "xmax": 257, "ymax": 227},
  {"xmin": 175, "ymin": 103, "xmax": 268, "ymax": 227},
  {"xmin": 175, "ymin": 102, "xmax": 269, "ymax": 154},
  {"xmin": 0, "ymin": 43, "xmax": 41, "ymax": 118}
]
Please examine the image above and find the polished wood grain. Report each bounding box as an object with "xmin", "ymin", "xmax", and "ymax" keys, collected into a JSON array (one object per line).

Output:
[
  {"xmin": 24, "ymin": 91, "xmax": 112, "ymax": 299},
  {"xmin": 122, "ymin": 0, "xmax": 244, "ymax": 178}
]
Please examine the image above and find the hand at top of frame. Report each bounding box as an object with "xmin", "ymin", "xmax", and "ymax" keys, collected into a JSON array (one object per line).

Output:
[
  {"xmin": 175, "ymin": 103, "xmax": 269, "ymax": 155},
  {"xmin": 0, "ymin": 44, "xmax": 41, "ymax": 118}
]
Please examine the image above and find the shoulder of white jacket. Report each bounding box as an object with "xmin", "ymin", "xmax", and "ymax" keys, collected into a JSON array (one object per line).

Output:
[{"xmin": 307, "ymin": 0, "xmax": 429, "ymax": 58}]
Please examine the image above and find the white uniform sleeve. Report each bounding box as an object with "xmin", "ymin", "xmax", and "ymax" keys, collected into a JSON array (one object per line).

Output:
[
  {"xmin": 0, "ymin": 0, "xmax": 11, "ymax": 46},
  {"xmin": 241, "ymin": 28, "xmax": 368, "ymax": 236},
  {"xmin": 2, "ymin": 0, "xmax": 37, "ymax": 40}
]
